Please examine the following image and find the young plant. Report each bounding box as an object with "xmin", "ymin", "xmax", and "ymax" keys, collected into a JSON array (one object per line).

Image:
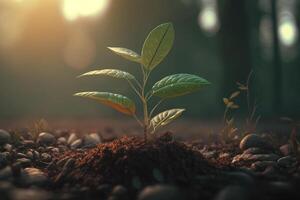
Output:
[
  {"xmin": 221, "ymin": 70, "xmax": 260, "ymax": 141},
  {"xmin": 74, "ymin": 23, "xmax": 210, "ymax": 140}
]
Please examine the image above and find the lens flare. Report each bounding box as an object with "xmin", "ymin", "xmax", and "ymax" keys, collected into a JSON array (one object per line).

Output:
[
  {"xmin": 62, "ymin": 0, "xmax": 109, "ymax": 21},
  {"xmin": 278, "ymin": 19, "xmax": 298, "ymax": 47}
]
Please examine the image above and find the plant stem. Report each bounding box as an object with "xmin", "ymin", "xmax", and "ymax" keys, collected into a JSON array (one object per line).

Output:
[{"xmin": 141, "ymin": 67, "xmax": 150, "ymax": 140}]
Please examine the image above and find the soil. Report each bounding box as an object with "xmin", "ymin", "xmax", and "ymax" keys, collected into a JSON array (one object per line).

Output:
[
  {"xmin": 48, "ymin": 132, "xmax": 215, "ymax": 189},
  {"xmin": 1, "ymin": 120, "xmax": 300, "ymax": 200}
]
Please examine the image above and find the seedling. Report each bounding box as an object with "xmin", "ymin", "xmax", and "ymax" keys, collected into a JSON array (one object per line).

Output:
[
  {"xmin": 74, "ymin": 23, "xmax": 210, "ymax": 140},
  {"xmin": 221, "ymin": 70, "xmax": 261, "ymax": 141}
]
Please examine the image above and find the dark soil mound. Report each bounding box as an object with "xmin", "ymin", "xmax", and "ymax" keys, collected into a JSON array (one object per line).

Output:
[{"xmin": 49, "ymin": 133, "xmax": 214, "ymax": 188}]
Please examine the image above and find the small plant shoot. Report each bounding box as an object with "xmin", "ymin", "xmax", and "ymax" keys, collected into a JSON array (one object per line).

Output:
[{"xmin": 74, "ymin": 23, "xmax": 210, "ymax": 139}]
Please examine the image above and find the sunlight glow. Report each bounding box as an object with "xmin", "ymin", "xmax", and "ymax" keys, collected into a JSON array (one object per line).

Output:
[
  {"xmin": 62, "ymin": 0, "xmax": 109, "ymax": 21},
  {"xmin": 198, "ymin": 7, "xmax": 219, "ymax": 34},
  {"xmin": 278, "ymin": 19, "xmax": 298, "ymax": 47}
]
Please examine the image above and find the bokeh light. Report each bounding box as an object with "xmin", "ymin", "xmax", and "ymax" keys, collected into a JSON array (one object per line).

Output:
[
  {"xmin": 278, "ymin": 16, "xmax": 298, "ymax": 47},
  {"xmin": 62, "ymin": 0, "xmax": 109, "ymax": 21},
  {"xmin": 197, "ymin": 0, "xmax": 219, "ymax": 35}
]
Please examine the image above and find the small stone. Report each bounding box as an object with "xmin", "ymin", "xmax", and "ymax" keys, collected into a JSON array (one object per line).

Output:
[
  {"xmin": 219, "ymin": 153, "xmax": 230, "ymax": 159},
  {"xmin": 70, "ymin": 139, "xmax": 82, "ymax": 149},
  {"xmin": 67, "ymin": 133, "xmax": 78, "ymax": 145},
  {"xmin": 57, "ymin": 137, "xmax": 67, "ymax": 145},
  {"xmin": 33, "ymin": 151, "xmax": 40, "ymax": 160},
  {"xmin": 17, "ymin": 153, "xmax": 29, "ymax": 159},
  {"xmin": 232, "ymin": 153, "xmax": 252, "ymax": 163},
  {"xmin": 138, "ymin": 185, "xmax": 185, "ymax": 200},
  {"xmin": 111, "ymin": 185, "xmax": 128, "ymax": 197},
  {"xmin": 21, "ymin": 168, "xmax": 48, "ymax": 186},
  {"xmin": 249, "ymin": 154, "xmax": 280, "ymax": 162},
  {"xmin": 251, "ymin": 161, "xmax": 276, "ymax": 171},
  {"xmin": 3, "ymin": 144, "xmax": 12, "ymax": 151},
  {"xmin": 16, "ymin": 158, "xmax": 32, "ymax": 168},
  {"xmin": 243, "ymin": 147, "xmax": 267, "ymax": 155},
  {"xmin": 37, "ymin": 132, "xmax": 55, "ymax": 145},
  {"xmin": 51, "ymin": 147, "xmax": 60, "ymax": 153},
  {"xmin": 239, "ymin": 134, "xmax": 272, "ymax": 150},
  {"xmin": 201, "ymin": 150, "xmax": 217, "ymax": 159},
  {"xmin": 26, "ymin": 151, "xmax": 34, "ymax": 159},
  {"xmin": 0, "ymin": 129, "xmax": 11, "ymax": 145},
  {"xmin": 83, "ymin": 134, "xmax": 101, "ymax": 148},
  {"xmin": 22, "ymin": 140, "xmax": 35, "ymax": 148},
  {"xmin": 0, "ymin": 152, "xmax": 10, "ymax": 165},
  {"xmin": 214, "ymin": 186, "xmax": 252, "ymax": 200},
  {"xmin": 277, "ymin": 156, "xmax": 297, "ymax": 168},
  {"xmin": 41, "ymin": 153, "xmax": 52, "ymax": 162},
  {"xmin": 279, "ymin": 144, "xmax": 293, "ymax": 156}
]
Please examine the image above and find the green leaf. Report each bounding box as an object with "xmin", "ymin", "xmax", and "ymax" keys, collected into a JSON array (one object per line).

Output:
[
  {"xmin": 78, "ymin": 69, "xmax": 135, "ymax": 80},
  {"xmin": 150, "ymin": 108, "xmax": 185, "ymax": 131},
  {"xmin": 108, "ymin": 47, "xmax": 141, "ymax": 63},
  {"xmin": 74, "ymin": 92, "xmax": 136, "ymax": 115},
  {"xmin": 141, "ymin": 23, "xmax": 175, "ymax": 70},
  {"xmin": 152, "ymin": 74, "xmax": 210, "ymax": 98}
]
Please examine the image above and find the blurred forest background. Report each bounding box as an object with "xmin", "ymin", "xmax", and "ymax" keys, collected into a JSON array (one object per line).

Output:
[{"xmin": 0, "ymin": 0, "xmax": 299, "ymax": 122}]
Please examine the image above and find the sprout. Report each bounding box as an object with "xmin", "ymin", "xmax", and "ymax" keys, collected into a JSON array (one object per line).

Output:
[{"xmin": 74, "ymin": 23, "xmax": 210, "ymax": 140}]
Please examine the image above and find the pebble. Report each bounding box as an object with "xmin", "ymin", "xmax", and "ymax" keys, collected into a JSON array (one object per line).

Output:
[
  {"xmin": 277, "ymin": 156, "xmax": 297, "ymax": 168},
  {"xmin": 0, "ymin": 129, "xmax": 11, "ymax": 145},
  {"xmin": 232, "ymin": 153, "xmax": 280, "ymax": 164},
  {"xmin": 70, "ymin": 139, "xmax": 82, "ymax": 149},
  {"xmin": 251, "ymin": 161, "xmax": 276, "ymax": 171},
  {"xmin": 33, "ymin": 151, "xmax": 40, "ymax": 160},
  {"xmin": 214, "ymin": 185, "xmax": 252, "ymax": 200},
  {"xmin": 111, "ymin": 185, "xmax": 128, "ymax": 197},
  {"xmin": 83, "ymin": 135, "xmax": 100, "ymax": 147},
  {"xmin": 37, "ymin": 132, "xmax": 56, "ymax": 145},
  {"xmin": 41, "ymin": 153, "xmax": 52, "ymax": 162},
  {"xmin": 67, "ymin": 133, "xmax": 78, "ymax": 145},
  {"xmin": 201, "ymin": 150, "xmax": 217, "ymax": 159},
  {"xmin": 16, "ymin": 158, "xmax": 32, "ymax": 168},
  {"xmin": 249, "ymin": 154, "xmax": 280, "ymax": 162},
  {"xmin": 0, "ymin": 152, "xmax": 10, "ymax": 165},
  {"xmin": 22, "ymin": 140, "xmax": 35, "ymax": 148},
  {"xmin": 26, "ymin": 151, "xmax": 34, "ymax": 159},
  {"xmin": 21, "ymin": 168, "xmax": 48, "ymax": 186},
  {"xmin": 243, "ymin": 147, "xmax": 267, "ymax": 155},
  {"xmin": 17, "ymin": 153, "xmax": 29, "ymax": 159},
  {"xmin": 57, "ymin": 137, "xmax": 67, "ymax": 145},
  {"xmin": 138, "ymin": 185, "xmax": 185, "ymax": 200},
  {"xmin": 279, "ymin": 144, "xmax": 293, "ymax": 156},
  {"xmin": 83, "ymin": 134, "xmax": 101, "ymax": 148},
  {"xmin": 3, "ymin": 144, "xmax": 12, "ymax": 151},
  {"xmin": 239, "ymin": 134, "xmax": 272, "ymax": 150}
]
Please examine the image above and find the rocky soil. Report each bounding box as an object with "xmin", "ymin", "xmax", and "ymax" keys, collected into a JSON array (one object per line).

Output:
[{"xmin": 0, "ymin": 128, "xmax": 300, "ymax": 200}]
